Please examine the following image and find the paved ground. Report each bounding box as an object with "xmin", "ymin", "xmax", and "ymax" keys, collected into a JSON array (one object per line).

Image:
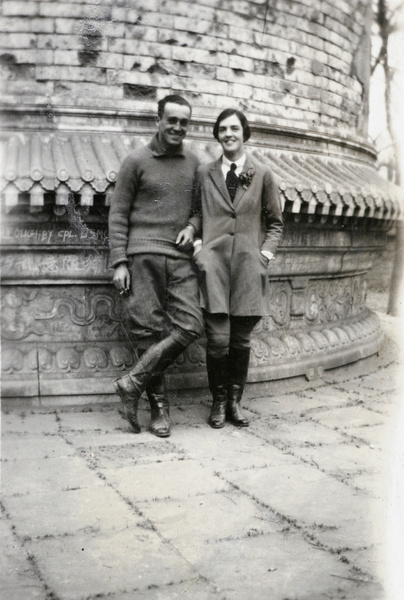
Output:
[{"xmin": 1, "ymin": 305, "xmax": 403, "ymax": 600}]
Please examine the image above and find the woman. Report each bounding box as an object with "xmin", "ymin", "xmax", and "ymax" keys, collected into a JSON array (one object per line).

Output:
[{"xmin": 188, "ymin": 109, "xmax": 283, "ymax": 428}]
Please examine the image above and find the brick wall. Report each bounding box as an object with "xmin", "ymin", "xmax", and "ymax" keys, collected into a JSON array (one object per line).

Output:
[{"xmin": 0, "ymin": 0, "xmax": 372, "ymax": 137}]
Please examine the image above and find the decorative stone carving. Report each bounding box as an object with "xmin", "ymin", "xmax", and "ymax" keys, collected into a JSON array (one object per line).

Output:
[
  {"xmin": 305, "ymin": 275, "xmax": 366, "ymax": 323},
  {"xmin": 0, "ymin": 244, "xmax": 384, "ymax": 398}
]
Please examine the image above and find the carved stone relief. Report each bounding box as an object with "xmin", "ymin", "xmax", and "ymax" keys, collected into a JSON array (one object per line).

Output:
[{"xmin": 1, "ymin": 271, "xmax": 380, "ymax": 394}]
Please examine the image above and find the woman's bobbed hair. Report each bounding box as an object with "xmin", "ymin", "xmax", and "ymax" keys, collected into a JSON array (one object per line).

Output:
[{"xmin": 213, "ymin": 109, "xmax": 251, "ymax": 142}]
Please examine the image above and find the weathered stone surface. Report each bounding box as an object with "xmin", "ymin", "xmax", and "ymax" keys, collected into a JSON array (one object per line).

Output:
[
  {"xmin": 290, "ymin": 441, "xmax": 383, "ymax": 480},
  {"xmin": 249, "ymin": 390, "xmax": 347, "ymax": 415},
  {"xmin": 138, "ymin": 491, "xmax": 281, "ymax": 562},
  {"xmin": 1, "ymin": 456, "xmax": 104, "ymax": 497},
  {"xmin": 1, "ymin": 412, "xmax": 60, "ymax": 435},
  {"xmin": 100, "ymin": 460, "xmax": 231, "ymax": 502},
  {"xmin": 253, "ymin": 417, "xmax": 348, "ymax": 447},
  {"xmin": 0, "ymin": 518, "xmax": 46, "ymax": 600},
  {"xmin": 345, "ymin": 424, "xmax": 389, "ymax": 446},
  {"xmin": 2, "ymin": 331, "xmax": 401, "ymax": 600},
  {"xmin": 104, "ymin": 580, "xmax": 220, "ymax": 600},
  {"xmin": 2, "ymin": 433, "xmax": 75, "ymax": 461},
  {"xmin": 225, "ymin": 464, "xmax": 375, "ymax": 549},
  {"xmin": 78, "ymin": 439, "xmax": 184, "ymax": 469},
  {"xmin": 342, "ymin": 371, "xmax": 402, "ymax": 394},
  {"xmin": 173, "ymin": 425, "xmax": 300, "ymax": 472},
  {"xmin": 308, "ymin": 405, "xmax": 386, "ymax": 431},
  {"xmin": 26, "ymin": 528, "xmax": 198, "ymax": 599},
  {"xmin": 57, "ymin": 408, "xmax": 124, "ymax": 433},
  {"xmin": 177, "ymin": 532, "xmax": 381, "ymax": 600},
  {"xmin": 2, "ymin": 484, "xmax": 142, "ymax": 540}
]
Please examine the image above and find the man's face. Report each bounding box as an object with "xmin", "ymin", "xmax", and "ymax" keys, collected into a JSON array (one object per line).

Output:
[
  {"xmin": 217, "ymin": 114, "xmax": 244, "ymax": 159},
  {"xmin": 157, "ymin": 102, "xmax": 191, "ymax": 150}
]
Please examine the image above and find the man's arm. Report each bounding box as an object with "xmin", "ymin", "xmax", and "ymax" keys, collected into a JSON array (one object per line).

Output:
[
  {"xmin": 108, "ymin": 154, "xmax": 139, "ymax": 268},
  {"xmin": 187, "ymin": 167, "xmax": 202, "ymax": 237}
]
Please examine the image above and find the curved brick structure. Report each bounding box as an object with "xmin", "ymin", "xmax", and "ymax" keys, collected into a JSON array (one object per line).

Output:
[
  {"xmin": 0, "ymin": 0, "xmax": 401, "ymax": 401},
  {"xmin": 1, "ymin": 0, "xmax": 372, "ymax": 138}
]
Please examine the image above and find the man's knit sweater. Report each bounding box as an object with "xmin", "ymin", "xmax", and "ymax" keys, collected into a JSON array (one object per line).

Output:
[{"xmin": 108, "ymin": 134, "xmax": 199, "ymax": 268}]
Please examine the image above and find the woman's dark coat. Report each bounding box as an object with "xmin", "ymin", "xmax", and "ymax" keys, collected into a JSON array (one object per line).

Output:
[{"xmin": 189, "ymin": 153, "xmax": 284, "ymax": 317}]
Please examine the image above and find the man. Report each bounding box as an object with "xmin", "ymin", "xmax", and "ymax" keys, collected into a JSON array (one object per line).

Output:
[{"xmin": 108, "ymin": 94, "xmax": 203, "ymax": 438}]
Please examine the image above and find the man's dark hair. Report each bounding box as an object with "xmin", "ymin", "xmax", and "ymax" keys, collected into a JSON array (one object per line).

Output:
[
  {"xmin": 157, "ymin": 95, "xmax": 192, "ymax": 118},
  {"xmin": 213, "ymin": 108, "xmax": 251, "ymax": 142}
]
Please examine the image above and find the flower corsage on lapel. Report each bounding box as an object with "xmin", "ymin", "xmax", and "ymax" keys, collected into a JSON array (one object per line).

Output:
[{"xmin": 239, "ymin": 168, "xmax": 254, "ymax": 189}]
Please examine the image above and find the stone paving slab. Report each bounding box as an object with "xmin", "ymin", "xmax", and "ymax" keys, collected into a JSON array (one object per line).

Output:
[
  {"xmin": 2, "ymin": 483, "xmax": 143, "ymax": 540},
  {"xmin": 1, "ymin": 456, "xmax": 105, "ymax": 497},
  {"xmin": 251, "ymin": 416, "xmax": 347, "ymax": 447},
  {"xmin": 103, "ymin": 579, "xmax": 221, "ymax": 600},
  {"xmin": 138, "ymin": 491, "xmax": 281, "ymax": 562},
  {"xmin": 265, "ymin": 387, "xmax": 360, "ymax": 414},
  {"xmin": 299, "ymin": 384, "xmax": 362, "ymax": 404},
  {"xmin": 172, "ymin": 426, "xmax": 301, "ymax": 472},
  {"xmin": 239, "ymin": 392, "xmax": 334, "ymax": 416},
  {"xmin": 289, "ymin": 442, "xmax": 384, "ymax": 481},
  {"xmin": 26, "ymin": 527, "xmax": 198, "ymax": 599},
  {"xmin": 225, "ymin": 464, "xmax": 376, "ymax": 550},
  {"xmin": 0, "ymin": 517, "xmax": 46, "ymax": 600},
  {"xmin": 361, "ymin": 398, "xmax": 393, "ymax": 414},
  {"xmin": 349, "ymin": 469, "xmax": 389, "ymax": 497},
  {"xmin": 77, "ymin": 439, "xmax": 186, "ymax": 468},
  {"xmin": 2, "ymin": 433, "xmax": 76, "ymax": 461},
  {"xmin": 308, "ymin": 405, "xmax": 386, "ymax": 431},
  {"xmin": 343, "ymin": 546, "xmax": 386, "ymax": 586},
  {"xmin": 178, "ymin": 531, "xmax": 381, "ymax": 600},
  {"xmin": 63, "ymin": 429, "xmax": 154, "ymax": 448},
  {"xmin": 56, "ymin": 409, "xmax": 125, "ymax": 432},
  {"xmin": 101, "ymin": 459, "xmax": 231, "ymax": 502},
  {"xmin": 165, "ymin": 403, "xmax": 215, "ymax": 427},
  {"xmin": 336, "ymin": 372, "xmax": 401, "ymax": 396},
  {"xmin": 1, "ymin": 412, "xmax": 59, "ymax": 435},
  {"xmin": 345, "ymin": 424, "xmax": 388, "ymax": 446}
]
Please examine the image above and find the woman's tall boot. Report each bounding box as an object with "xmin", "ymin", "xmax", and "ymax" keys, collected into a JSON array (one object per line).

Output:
[
  {"xmin": 206, "ymin": 354, "xmax": 228, "ymax": 429},
  {"xmin": 227, "ymin": 347, "xmax": 250, "ymax": 427}
]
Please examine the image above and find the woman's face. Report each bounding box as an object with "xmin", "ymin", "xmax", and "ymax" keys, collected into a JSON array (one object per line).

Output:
[{"xmin": 217, "ymin": 114, "xmax": 244, "ymax": 159}]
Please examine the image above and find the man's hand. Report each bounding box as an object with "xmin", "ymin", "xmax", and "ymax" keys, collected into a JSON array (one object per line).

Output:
[
  {"xmin": 113, "ymin": 263, "xmax": 130, "ymax": 294},
  {"xmin": 176, "ymin": 225, "xmax": 194, "ymax": 250}
]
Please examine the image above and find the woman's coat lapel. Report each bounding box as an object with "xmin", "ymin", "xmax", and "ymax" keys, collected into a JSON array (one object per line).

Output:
[
  {"xmin": 208, "ymin": 156, "xmax": 255, "ymax": 210},
  {"xmin": 208, "ymin": 159, "xmax": 232, "ymax": 209},
  {"xmin": 233, "ymin": 157, "xmax": 254, "ymax": 209}
]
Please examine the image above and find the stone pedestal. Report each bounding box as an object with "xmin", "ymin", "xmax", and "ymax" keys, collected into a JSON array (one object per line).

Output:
[
  {"xmin": 0, "ymin": 0, "xmax": 402, "ymax": 402},
  {"xmin": 0, "ymin": 196, "xmax": 389, "ymax": 399}
]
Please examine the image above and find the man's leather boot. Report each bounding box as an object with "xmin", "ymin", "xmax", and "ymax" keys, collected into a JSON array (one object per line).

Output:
[
  {"xmin": 227, "ymin": 347, "xmax": 250, "ymax": 427},
  {"xmin": 206, "ymin": 353, "xmax": 228, "ymax": 429},
  {"xmin": 113, "ymin": 375, "xmax": 142, "ymax": 433},
  {"xmin": 147, "ymin": 374, "xmax": 171, "ymax": 437},
  {"xmin": 114, "ymin": 335, "xmax": 187, "ymax": 432},
  {"xmin": 113, "ymin": 347, "xmax": 148, "ymax": 433}
]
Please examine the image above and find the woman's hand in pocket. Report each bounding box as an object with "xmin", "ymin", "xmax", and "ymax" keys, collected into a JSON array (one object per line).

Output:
[
  {"xmin": 193, "ymin": 239, "xmax": 203, "ymax": 257},
  {"xmin": 260, "ymin": 250, "xmax": 274, "ymax": 264}
]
